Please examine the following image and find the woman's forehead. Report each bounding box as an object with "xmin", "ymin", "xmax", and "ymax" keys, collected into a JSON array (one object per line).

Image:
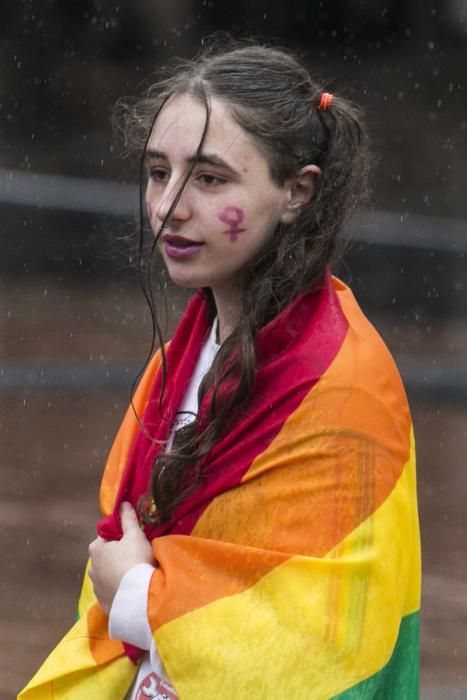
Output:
[{"xmin": 147, "ymin": 93, "xmax": 257, "ymax": 166}]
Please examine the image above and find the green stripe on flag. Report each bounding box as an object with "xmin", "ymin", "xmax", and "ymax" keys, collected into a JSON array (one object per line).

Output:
[{"xmin": 332, "ymin": 611, "xmax": 420, "ymax": 699}]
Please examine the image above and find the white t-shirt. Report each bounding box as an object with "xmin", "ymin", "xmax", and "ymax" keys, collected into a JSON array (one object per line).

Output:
[{"xmin": 109, "ymin": 321, "xmax": 220, "ymax": 699}]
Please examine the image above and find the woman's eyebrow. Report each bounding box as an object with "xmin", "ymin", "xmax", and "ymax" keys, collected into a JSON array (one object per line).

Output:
[
  {"xmin": 145, "ymin": 149, "xmax": 238, "ymax": 173},
  {"xmin": 191, "ymin": 153, "xmax": 236, "ymax": 172},
  {"xmin": 144, "ymin": 149, "xmax": 167, "ymax": 162}
]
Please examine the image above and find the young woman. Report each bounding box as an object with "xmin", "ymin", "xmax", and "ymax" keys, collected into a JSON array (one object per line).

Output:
[{"xmin": 20, "ymin": 41, "xmax": 421, "ymax": 700}]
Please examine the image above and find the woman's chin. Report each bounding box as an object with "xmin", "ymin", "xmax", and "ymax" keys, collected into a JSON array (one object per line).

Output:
[{"xmin": 165, "ymin": 270, "xmax": 206, "ymax": 290}]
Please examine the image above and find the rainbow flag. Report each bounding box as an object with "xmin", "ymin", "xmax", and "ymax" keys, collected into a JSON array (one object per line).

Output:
[{"xmin": 19, "ymin": 275, "xmax": 421, "ymax": 699}]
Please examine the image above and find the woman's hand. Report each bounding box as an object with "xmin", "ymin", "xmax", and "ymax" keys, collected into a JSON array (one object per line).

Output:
[{"xmin": 88, "ymin": 501, "xmax": 154, "ymax": 615}]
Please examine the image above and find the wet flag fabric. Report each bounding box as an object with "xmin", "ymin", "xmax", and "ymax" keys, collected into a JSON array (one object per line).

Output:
[{"xmin": 19, "ymin": 275, "xmax": 421, "ymax": 699}]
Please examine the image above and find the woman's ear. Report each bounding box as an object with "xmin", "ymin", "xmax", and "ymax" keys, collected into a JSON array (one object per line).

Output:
[{"xmin": 280, "ymin": 165, "xmax": 321, "ymax": 224}]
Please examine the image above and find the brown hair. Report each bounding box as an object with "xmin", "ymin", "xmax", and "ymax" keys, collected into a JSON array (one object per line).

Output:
[{"xmin": 115, "ymin": 37, "xmax": 371, "ymax": 524}]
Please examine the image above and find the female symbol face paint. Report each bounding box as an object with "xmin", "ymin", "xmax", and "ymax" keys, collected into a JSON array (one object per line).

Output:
[
  {"xmin": 145, "ymin": 93, "xmax": 293, "ymax": 298},
  {"xmin": 218, "ymin": 206, "xmax": 246, "ymax": 242}
]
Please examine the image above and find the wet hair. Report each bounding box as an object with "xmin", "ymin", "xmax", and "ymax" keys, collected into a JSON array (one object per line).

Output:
[{"xmin": 114, "ymin": 37, "xmax": 371, "ymax": 524}]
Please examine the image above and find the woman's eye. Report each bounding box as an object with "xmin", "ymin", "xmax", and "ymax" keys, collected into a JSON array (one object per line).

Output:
[
  {"xmin": 149, "ymin": 168, "xmax": 169, "ymax": 183},
  {"xmin": 198, "ymin": 173, "xmax": 226, "ymax": 187}
]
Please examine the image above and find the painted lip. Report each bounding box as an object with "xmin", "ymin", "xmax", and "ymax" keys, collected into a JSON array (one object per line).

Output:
[{"xmin": 162, "ymin": 233, "xmax": 204, "ymax": 259}]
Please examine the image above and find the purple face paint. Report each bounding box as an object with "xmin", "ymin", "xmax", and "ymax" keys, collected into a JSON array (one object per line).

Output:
[{"xmin": 218, "ymin": 206, "xmax": 246, "ymax": 242}]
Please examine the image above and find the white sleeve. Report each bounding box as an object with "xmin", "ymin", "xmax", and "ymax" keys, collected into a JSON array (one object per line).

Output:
[
  {"xmin": 108, "ymin": 562, "xmax": 154, "ymax": 650},
  {"xmin": 109, "ymin": 562, "xmax": 174, "ymax": 687}
]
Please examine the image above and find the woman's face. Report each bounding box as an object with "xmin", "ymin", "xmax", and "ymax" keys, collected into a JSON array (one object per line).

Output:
[{"xmin": 145, "ymin": 93, "xmax": 292, "ymax": 298}]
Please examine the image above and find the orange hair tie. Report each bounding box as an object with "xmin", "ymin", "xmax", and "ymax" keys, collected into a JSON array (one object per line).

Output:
[{"xmin": 319, "ymin": 92, "xmax": 333, "ymax": 111}]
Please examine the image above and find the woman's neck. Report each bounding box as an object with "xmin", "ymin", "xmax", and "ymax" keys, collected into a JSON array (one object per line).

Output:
[{"xmin": 211, "ymin": 284, "xmax": 242, "ymax": 344}]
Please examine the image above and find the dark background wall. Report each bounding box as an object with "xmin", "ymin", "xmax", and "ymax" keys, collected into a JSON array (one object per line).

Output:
[{"xmin": 1, "ymin": 1, "xmax": 466, "ymax": 212}]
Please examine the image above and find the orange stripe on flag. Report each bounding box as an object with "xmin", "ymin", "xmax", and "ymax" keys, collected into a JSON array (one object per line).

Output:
[
  {"xmin": 87, "ymin": 603, "xmax": 125, "ymax": 665},
  {"xmin": 99, "ymin": 350, "xmax": 162, "ymax": 514},
  {"xmin": 149, "ymin": 536, "xmax": 289, "ymax": 628}
]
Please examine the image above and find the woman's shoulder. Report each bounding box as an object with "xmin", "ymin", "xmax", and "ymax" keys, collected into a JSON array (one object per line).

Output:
[
  {"xmin": 328, "ymin": 276, "xmax": 410, "ymax": 414},
  {"xmin": 332, "ymin": 276, "xmax": 400, "ymax": 367}
]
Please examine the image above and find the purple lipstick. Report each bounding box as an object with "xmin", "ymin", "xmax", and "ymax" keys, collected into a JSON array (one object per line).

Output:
[{"xmin": 162, "ymin": 233, "xmax": 204, "ymax": 259}]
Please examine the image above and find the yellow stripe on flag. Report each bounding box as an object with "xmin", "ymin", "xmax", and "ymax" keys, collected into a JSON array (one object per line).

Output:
[
  {"xmin": 155, "ymin": 434, "xmax": 419, "ymax": 700},
  {"xmin": 18, "ymin": 611, "xmax": 136, "ymax": 700},
  {"xmin": 19, "ymin": 653, "xmax": 135, "ymax": 700}
]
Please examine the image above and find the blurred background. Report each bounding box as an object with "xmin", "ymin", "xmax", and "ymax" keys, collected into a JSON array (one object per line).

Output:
[{"xmin": 1, "ymin": 2, "xmax": 466, "ymax": 698}]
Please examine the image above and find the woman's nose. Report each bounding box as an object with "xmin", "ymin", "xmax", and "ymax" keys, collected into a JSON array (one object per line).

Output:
[{"xmin": 155, "ymin": 181, "xmax": 190, "ymax": 225}]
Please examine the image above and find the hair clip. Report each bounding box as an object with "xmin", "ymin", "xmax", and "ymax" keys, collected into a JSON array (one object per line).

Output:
[{"xmin": 319, "ymin": 92, "xmax": 333, "ymax": 111}]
